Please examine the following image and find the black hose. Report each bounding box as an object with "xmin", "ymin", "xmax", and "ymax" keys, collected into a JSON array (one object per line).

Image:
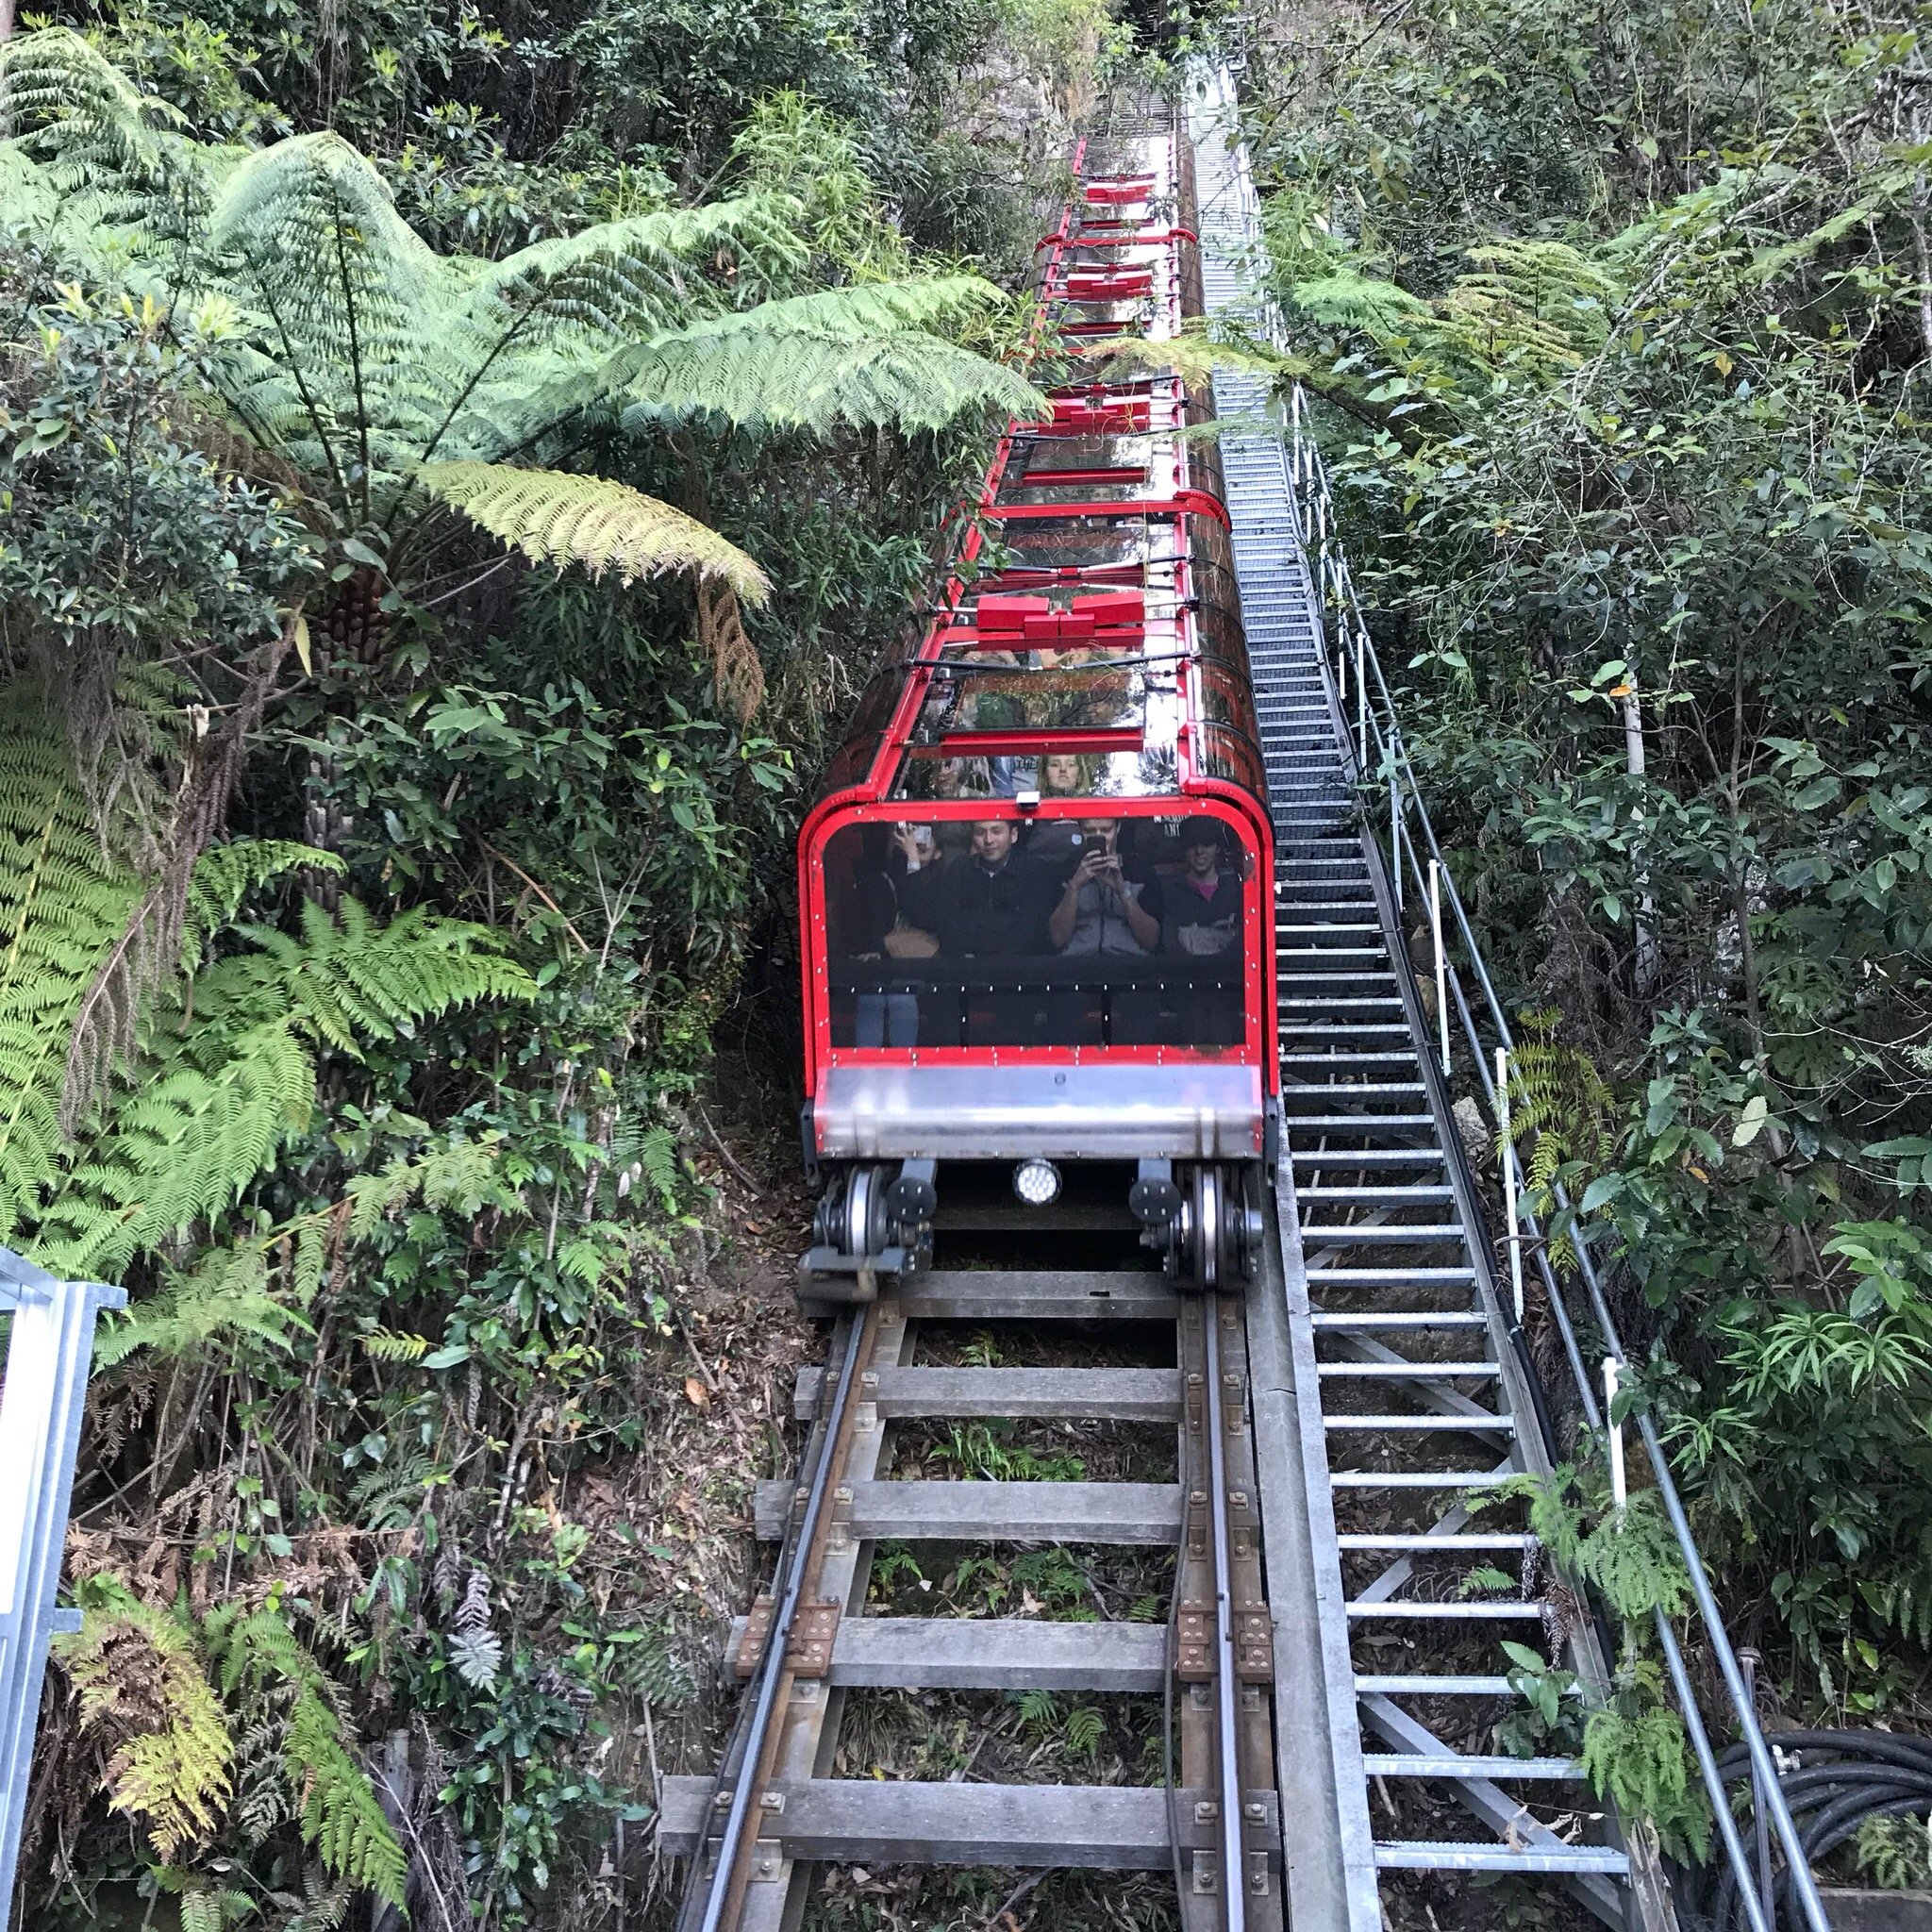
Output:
[{"xmin": 1695, "ymin": 1726, "xmax": 1932, "ymax": 1931}]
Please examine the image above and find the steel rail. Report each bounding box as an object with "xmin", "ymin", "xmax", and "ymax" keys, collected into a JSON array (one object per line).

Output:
[
  {"xmin": 1203, "ymin": 1288, "xmax": 1246, "ymax": 1932},
  {"xmin": 678, "ymin": 1308, "xmax": 873, "ymax": 1932},
  {"xmin": 1280, "ymin": 381, "xmax": 1834, "ymax": 1932}
]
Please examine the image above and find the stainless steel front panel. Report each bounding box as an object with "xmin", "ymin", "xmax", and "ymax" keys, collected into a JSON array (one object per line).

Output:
[{"xmin": 815, "ymin": 1061, "xmax": 1264, "ymax": 1160}]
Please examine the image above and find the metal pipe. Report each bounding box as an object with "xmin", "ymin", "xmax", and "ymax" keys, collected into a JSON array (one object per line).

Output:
[
  {"xmin": 1391, "ymin": 739, "xmax": 1403, "ymax": 916},
  {"xmin": 1563, "ymin": 1221, "xmax": 1832, "ymax": 1931},
  {"xmin": 1655, "ymin": 1611, "xmax": 1775, "ymax": 1932},
  {"xmin": 1604, "ymin": 1358, "xmax": 1626, "ymax": 1507},
  {"xmin": 1741, "ymin": 1648, "xmax": 1776, "ymax": 1926},
  {"xmin": 1495, "ymin": 1048, "xmax": 1524, "ymax": 1324},
  {"xmin": 1429, "ymin": 860, "xmax": 1450, "ymax": 1074}
]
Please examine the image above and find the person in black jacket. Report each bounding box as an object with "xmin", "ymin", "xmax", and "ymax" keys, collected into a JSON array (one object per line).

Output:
[
  {"xmin": 900, "ymin": 819, "xmax": 1062, "ymax": 1043},
  {"xmin": 901, "ymin": 819, "xmax": 1059, "ymax": 957},
  {"xmin": 1138, "ymin": 817, "xmax": 1246, "ymax": 1045}
]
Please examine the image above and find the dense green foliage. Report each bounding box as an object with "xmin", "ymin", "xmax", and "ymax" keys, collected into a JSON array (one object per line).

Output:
[
  {"xmin": 0, "ymin": 0, "xmax": 1108, "ymax": 1922},
  {"xmin": 1239, "ymin": 0, "xmax": 1932, "ymax": 1711}
]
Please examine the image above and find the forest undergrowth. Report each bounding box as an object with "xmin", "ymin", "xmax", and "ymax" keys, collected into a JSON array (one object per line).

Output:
[
  {"xmin": 1230, "ymin": 0, "xmax": 1932, "ymax": 1761},
  {"xmin": 0, "ymin": 0, "xmax": 1128, "ymax": 1922}
]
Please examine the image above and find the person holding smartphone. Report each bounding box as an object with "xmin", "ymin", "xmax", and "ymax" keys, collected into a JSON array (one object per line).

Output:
[{"xmin": 1049, "ymin": 820, "xmax": 1159, "ymax": 954}]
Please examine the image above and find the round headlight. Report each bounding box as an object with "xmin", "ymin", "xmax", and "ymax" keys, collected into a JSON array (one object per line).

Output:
[{"xmin": 1013, "ymin": 1158, "xmax": 1062, "ymax": 1207}]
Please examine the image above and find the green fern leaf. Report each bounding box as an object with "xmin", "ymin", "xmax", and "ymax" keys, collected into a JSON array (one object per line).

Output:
[
  {"xmin": 93, "ymin": 1242, "xmax": 311, "ymax": 1368},
  {"xmin": 286, "ymin": 1688, "xmax": 408, "ymax": 1905},
  {"xmin": 623, "ymin": 294, "xmax": 1046, "ymax": 434},
  {"xmin": 418, "ymin": 461, "xmax": 769, "ymax": 600}
]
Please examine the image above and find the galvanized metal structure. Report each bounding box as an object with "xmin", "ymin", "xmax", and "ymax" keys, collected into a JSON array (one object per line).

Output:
[
  {"xmin": 0, "ymin": 1249, "xmax": 124, "ymax": 1926},
  {"xmin": 1189, "ymin": 64, "xmax": 1832, "ymax": 1932}
]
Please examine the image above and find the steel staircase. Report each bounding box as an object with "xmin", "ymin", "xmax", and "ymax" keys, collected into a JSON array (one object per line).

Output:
[{"xmin": 1188, "ymin": 75, "xmax": 1667, "ymax": 1932}]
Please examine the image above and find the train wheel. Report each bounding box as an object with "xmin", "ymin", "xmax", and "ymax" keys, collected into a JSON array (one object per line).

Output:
[
  {"xmin": 812, "ymin": 1163, "xmax": 895, "ymax": 1267},
  {"xmin": 1161, "ymin": 1163, "xmax": 1264, "ymax": 1290}
]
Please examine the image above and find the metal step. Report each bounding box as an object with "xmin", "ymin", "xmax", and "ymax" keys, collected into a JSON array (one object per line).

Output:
[{"xmin": 1374, "ymin": 1844, "xmax": 1631, "ymax": 1876}]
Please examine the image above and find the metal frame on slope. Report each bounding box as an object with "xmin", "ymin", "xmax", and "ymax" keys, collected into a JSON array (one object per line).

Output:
[
  {"xmin": 0, "ymin": 1248, "xmax": 125, "ymax": 1928},
  {"xmin": 1190, "ymin": 61, "xmax": 1831, "ymax": 1932}
]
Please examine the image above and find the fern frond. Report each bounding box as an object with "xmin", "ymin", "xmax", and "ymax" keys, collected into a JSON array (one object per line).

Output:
[
  {"xmin": 359, "ymin": 1327, "xmax": 430, "ymax": 1362},
  {"xmin": 1582, "ymin": 1699, "xmax": 1709, "ymax": 1863},
  {"xmin": 0, "ymin": 28, "xmax": 206, "ymax": 211},
  {"xmin": 345, "ymin": 1132, "xmax": 517, "ymax": 1236},
  {"xmin": 1576, "ymin": 1495, "xmax": 1693, "ymax": 1621},
  {"xmin": 202, "ymin": 1602, "xmax": 406, "ymax": 1906},
  {"xmin": 183, "ymin": 840, "xmax": 340, "ymax": 971},
  {"xmin": 0, "ymin": 714, "xmax": 141, "ymax": 1239},
  {"xmin": 1290, "ymin": 268, "xmax": 1430, "ymax": 333},
  {"xmin": 40, "ymin": 1019, "xmax": 316, "ymax": 1276},
  {"xmin": 419, "ymin": 461, "xmax": 770, "ymax": 600},
  {"xmin": 94, "ymin": 1241, "xmax": 311, "ymax": 1368},
  {"xmin": 624, "ymin": 298, "xmax": 1046, "ymax": 434},
  {"xmin": 54, "ymin": 1593, "xmax": 234, "ymax": 1860},
  {"xmin": 464, "ymin": 194, "xmax": 807, "ymax": 337},
  {"xmin": 285, "ymin": 1688, "xmax": 408, "ymax": 1905},
  {"xmin": 208, "ymin": 131, "xmax": 440, "ymax": 354}
]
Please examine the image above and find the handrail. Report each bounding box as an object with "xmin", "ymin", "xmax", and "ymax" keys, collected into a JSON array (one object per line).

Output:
[{"xmin": 1279, "ymin": 382, "xmax": 1833, "ymax": 1932}]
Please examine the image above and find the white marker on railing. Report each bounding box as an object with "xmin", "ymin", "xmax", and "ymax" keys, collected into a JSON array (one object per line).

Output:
[
  {"xmin": 1429, "ymin": 859, "xmax": 1450, "ymax": 1074},
  {"xmin": 1605, "ymin": 1357, "xmax": 1627, "ymax": 1507},
  {"xmin": 1355, "ymin": 626, "xmax": 1367, "ymax": 767},
  {"xmin": 1391, "ymin": 736, "xmax": 1403, "ymax": 915},
  {"xmin": 1496, "ymin": 1046, "xmax": 1525, "ymax": 1324}
]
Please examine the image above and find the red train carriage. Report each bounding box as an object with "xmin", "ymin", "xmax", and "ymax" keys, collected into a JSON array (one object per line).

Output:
[{"xmin": 796, "ymin": 128, "xmax": 1275, "ymax": 1291}]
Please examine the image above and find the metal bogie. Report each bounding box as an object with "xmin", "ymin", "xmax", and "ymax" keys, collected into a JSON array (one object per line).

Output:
[
  {"xmin": 796, "ymin": 1158, "xmax": 935, "ymax": 1300},
  {"xmin": 1136, "ymin": 1158, "xmax": 1264, "ymax": 1290}
]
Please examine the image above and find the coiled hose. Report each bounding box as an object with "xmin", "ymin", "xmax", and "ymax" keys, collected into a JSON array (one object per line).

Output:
[{"xmin": 1683, "ymin": 1728, "xmax": 1932, "ymax": 1931}]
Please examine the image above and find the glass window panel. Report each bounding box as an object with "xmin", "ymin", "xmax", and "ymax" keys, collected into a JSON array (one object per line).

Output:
[{"xmin": 820, "ymin": 814, "xmax": 1250, "ymax": 1050}]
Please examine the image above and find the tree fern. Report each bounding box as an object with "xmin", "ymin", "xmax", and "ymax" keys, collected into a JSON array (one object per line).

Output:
[
  {"xmin": 418, "ymin": 462, "xmax": 770, "ymax": 599},
  {"xmin": 622, "ymin": 291, "xmax": 1046, "ymax": 434},
  {"xmin": 3, "ymin": 29, "xmax": 1043, "ymax": 606},
  {"xmin": 54, "ymin": 1590, "xmax": 235, "ymax": 1860}
]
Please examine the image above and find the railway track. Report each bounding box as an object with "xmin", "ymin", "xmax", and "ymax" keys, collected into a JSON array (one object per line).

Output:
[{"xmin": 663, "ymin": 1171, "xmax": 1293, "ymax": 1926}]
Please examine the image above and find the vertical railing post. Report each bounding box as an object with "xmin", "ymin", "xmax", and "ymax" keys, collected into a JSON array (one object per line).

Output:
[
  {"xmin": 1354, "ymin": 626, "xmax": 1367, "ymax": 768},
  {"xmin": 1390, "ymin": 733, "xmax": 1403, "ymax": 917},
  {"xmin": 1740, "ymin": 1647, "xmax": 1776, "ymax": 1927},
  {"xmin": 1604, "ymin": 1357, "xmax": 1627, "ymax": 1507},
  {"xmin": 1495, "ymin": 1048, "xmax": 1525, "ymax": 1324},
  {"xmin": 0, "ymin": 1253, "xmax": 125, "ymax": 1929}
]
